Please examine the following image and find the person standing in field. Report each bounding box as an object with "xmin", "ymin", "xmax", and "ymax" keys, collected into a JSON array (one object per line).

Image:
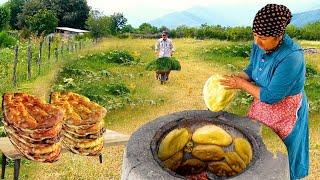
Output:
[
  {"xmin": 154, "ymin": 31, "xmax": 175, "ymax": 80},
  {"xmin": 220, "ymin": 4, "xmax": 309, "ymax": 180}
]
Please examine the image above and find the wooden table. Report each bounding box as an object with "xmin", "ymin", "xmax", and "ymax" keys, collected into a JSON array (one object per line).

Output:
[{"xmin": 0, "ymin": 129, "xmax": 130, "ymax": 180}]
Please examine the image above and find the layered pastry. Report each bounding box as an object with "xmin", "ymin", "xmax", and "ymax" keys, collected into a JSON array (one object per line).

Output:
[
  {"xmin": 2, "ymin": 93, "xmax": 64, "ymax": 162},
  {"xmin": 50, "ymin": 92, "xmax": 107, "ymax": 156}
]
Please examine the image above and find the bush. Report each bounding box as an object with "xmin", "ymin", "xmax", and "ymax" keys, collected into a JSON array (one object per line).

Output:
[
  {"xmin": 205, "ymin": 43, "xmax": 252, "ymax": 58},
  {"xmin": 106, "ymin": 83, "xmax": 130, "ymax": 96},
  {"xmin": 82, "ymin": 50, "xmax": 135, "ymax": 64},
  {"xmin": 0, "ymin": 31, "xmax": 17, "ymax": 48},
  {"xmin": 61, "ymin": 67, "xmax": 95, "ymax": 77},
  {"xmin": 146, "ymin": 57, "xmax": 181, "ymax": 71},
  {"xmin": 306, "ymin": 64, "xmax": 318, "ymax": 78},
  {"xmin": 105, "ymin": 50, "xmax": 134, "ymax": 64}
]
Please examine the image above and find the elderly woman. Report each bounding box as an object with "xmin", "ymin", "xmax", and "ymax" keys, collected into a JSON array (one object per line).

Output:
[{"xmin": 220, "ymin": 4, "xmax": 309, "ymax": 180}]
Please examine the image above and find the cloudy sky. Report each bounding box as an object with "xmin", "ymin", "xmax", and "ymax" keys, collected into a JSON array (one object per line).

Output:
[
  {"xmin": 87, "ymin": 0, "xmax": 320, "ymax": 26},
  {"xmin": 1, "ymin": 0, "xmax": 319, "ymax": 27}
]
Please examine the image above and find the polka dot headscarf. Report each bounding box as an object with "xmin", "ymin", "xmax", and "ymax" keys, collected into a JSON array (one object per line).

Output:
[{"xmin": 252, "ymin": 4, "xmax": 292, "ymax": 37}]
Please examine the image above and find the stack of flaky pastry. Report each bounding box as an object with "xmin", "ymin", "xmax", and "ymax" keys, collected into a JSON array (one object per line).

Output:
[
  {"xmin": 2, "ymin": 93, "xmax": 64, "ymax": 162},
  {"xmin": 50, "ymin": 92, "xmax": 107, "ymax": 156}
]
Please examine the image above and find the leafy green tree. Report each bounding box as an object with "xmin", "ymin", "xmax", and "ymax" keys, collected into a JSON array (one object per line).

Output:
[
  {"xmin": 138, "ymin": 23, "xmax": 158, "ymax": 34},
  {"xmin": 4, "ymin": 0, "xmax": 26, "ymax": 29},
  {"xmin": 16, "ymin": 0, "xmax": 43, "ymax": 29},
  {"xmin": 17, "ymin": 0, "xmax": 89, "ymax": 30},
  {"xmin": 86, "ymin": 10, "xmax": 112, "ymax": 39},
  {"xmin": 49, "ymin": 0, "xmax": 90, "ymax": 29},
  {"xmin": 110, "ymin": 13, "xmax": 127, "ymax": 34},
  {"xmin": 0, "ymin": 5, "xmax": 10, "ymax": 31},
  {"xmin": 122, "ymin": 24, "xmax": 135, "ymax": 33},
  {"xmin": 26, "ymin": 9, "xmax": 58, "ymax": 36},
  {"xmin": 159, "ymin": 26, "xmax": 169, "ymax": 32}
]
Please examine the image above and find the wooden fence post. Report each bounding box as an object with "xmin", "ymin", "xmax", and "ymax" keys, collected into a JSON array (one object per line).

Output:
[
  {"xmin": 38, "ymin": 40, "xmax": 43, "ymax": 75},
  {"xmin": 13, "ymin": 45, "xmax": 19, "ymax": 87},
  {"xmin": 27, "ymin": 38, "xmax": 32, "ymax": 80},
  {"xmin": 55, "ymin": 47, "xmax": 58, "ymax": 62},
  {"xmin": 48, "ymin": 36, "xmax": 51, "ymax": 62}
]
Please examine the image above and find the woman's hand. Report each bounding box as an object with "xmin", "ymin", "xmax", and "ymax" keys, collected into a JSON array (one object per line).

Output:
[
  {"xmin": 219, "ymin": 75, "xmax": 247, "ymax": 89},
  {"xmin": 220, "ymin": 74, "xmax": 261, "ymax": 100}
]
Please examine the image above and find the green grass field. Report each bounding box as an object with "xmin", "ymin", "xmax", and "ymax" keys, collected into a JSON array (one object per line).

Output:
[{"xmin": 0, "ymin": 38, "xmax": 319, "ymax": 179}]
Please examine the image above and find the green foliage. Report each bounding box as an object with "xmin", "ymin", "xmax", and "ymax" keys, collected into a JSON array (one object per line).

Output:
[
  {"xmin": 204, "ymin": 43, "xmax": 252, "ymax": 58},
  {"xmin": 299, "ymin": 22, "xmax": 320, "ymax": 41},
  {"xmin": 49, "ymin": 0, "xmax": 90, "ymax": 29},
  {"xmin": 16, "ymin": 0, "xmax": 43, "ymax": 29},
  {"xmin": 105, "ymin": 50, "xmax": 135, "ymax": 64},
  {"xmin": 171, "ymin": 25, "xmax": 196, "ymax": 38},
  {"xmin": 0, "ymin": 31, "xmax": 17, "ymax": 48},
  {"xmin": 225, "ymin": 26, "xmax": 252, "ymax": 41},
  {"xmin": 16, "ymin": 0, "xmax": 89, "ymax": 30},
  {"xmin": 138, "ymin": 23, "xmax": 158, "ymax": 34},
  {"xmin": 194, "ymin": 24, "xmax": 253, "ymax": 41},
  {"xmin": 306, "ymin": 64, "xmax": 319, "ymax": 78},
  {"xmin": 306, "ymin": 78, "xmax": 320, "ymax": 113},
  {"xmin": 110, "ymin": 13, "xmax": 127, "ymax": 34},
  {"xmin": 86, "ymin": 10, "xmax": 112, "ymax": 39},
  {"xmin": 286, "ymin": 25, "xmax": 300, "ymax": 38},
  {"xmin": 82, "ymin": 50, "xmax": 135, "ymax": 64},
  {"xmin": 106, "ymin": 83, "xmax": 130, "ymax": 96},
  {"xmin": 61, "ymin": 67, "xmax": 95, "ymax": 77},
  {"xmin": 5, "ymin": 0, "xmax": 26, "ymax": 29},
  {"xmin": 146, "ymin": 57, "xmax": 181, "ymax": 71},
  {"xmin": 122, "ymin": 24, "xmax": 135, "ymax": 33},
  {"xmin": 26, "ymin": 9, "xmax": 58, "ymax": 36},
  {"xmin": 0, "ymin": 5, "xmax": 10, "ymax": 31}
]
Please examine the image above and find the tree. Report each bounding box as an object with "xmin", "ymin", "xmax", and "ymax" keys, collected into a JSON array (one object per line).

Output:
[
  {"xmin": 0, "ymin": 5, "xmax": 10, "ymax": 31},
  {"xmin": 138, "ymin": 23, "xmax": 158, "ymax": 34},
  {"xmin": 49, "ymin": 0, "xmax": 90, "ymax": 29},
  {"xmin": 110, "ymin": 13, "xmax": 127, "ymax": 34},
  {"xmin": 5, "ymin": 0, "xmax": 26, "ymax": 29},
  {"xmin": 122, "ymin": 24, "xmax": 135, "ymax": 33},
  {"xmin": 16, "ymin": 0, "xmax": 43, "ymax": 29},
  {"xmin": 159, "ymin": 26, "xmax": 169, "ymax": 32},
  {"xmin": 86, "ymin": 10, "xmax": 112, "ymax": 39},
  {"xmin": 17, "ymin": 0, "xmax": 90, "ymax": 30},
  {"xmin": 26, "ymin": 9, "xmax": 58, "ymax": 36}
]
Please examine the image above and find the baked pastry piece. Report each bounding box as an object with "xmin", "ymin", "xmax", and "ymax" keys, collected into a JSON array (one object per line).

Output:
[
  {"xmin": 50, "ymin": 92, "xmax": 107, "ymax": 156},
  {"xmin": 2, "ymin": 93, "xmax": 64, "ymax": 162}
]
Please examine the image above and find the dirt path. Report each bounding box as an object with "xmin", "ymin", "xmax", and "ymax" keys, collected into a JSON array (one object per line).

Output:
[{"xmin": 19, "ymin": 66, "xmax": 61, "ymax": 101}]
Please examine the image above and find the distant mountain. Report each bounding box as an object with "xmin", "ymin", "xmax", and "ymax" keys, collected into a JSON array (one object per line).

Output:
[
  {"xmin": 149, "ymin": 11, "xmax": 207, "ymax": 28},
  {"xmin": 291, "ymin": 9, "xmax": 320, "ymax": 27},
  {"xmin": 149, "ymin": 6, "xmax": 320, "ymax": 28},
  {"xmin": 149, "ymin": 6, "xmax": 257, "ymax": 28}
]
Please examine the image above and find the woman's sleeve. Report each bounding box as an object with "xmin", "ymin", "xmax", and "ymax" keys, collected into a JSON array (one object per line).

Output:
[
  {"xmin": 243, "ymin": 44, "xmax": 255, "ymax": 81},
  {"xmin": 260, "ymin": 51, "xmax": 305, "ymax": 104}
]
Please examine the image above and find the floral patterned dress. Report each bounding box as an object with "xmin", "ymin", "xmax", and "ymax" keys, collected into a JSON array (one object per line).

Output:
[{"xmin": 244, "ymin": 34, "xmax": 309, "ymax": 180}]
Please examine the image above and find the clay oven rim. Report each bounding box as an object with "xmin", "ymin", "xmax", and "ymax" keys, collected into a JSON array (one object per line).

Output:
[{"xmin": 150, "ymin": 117, "xmax": 263, "ymax": 179}]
